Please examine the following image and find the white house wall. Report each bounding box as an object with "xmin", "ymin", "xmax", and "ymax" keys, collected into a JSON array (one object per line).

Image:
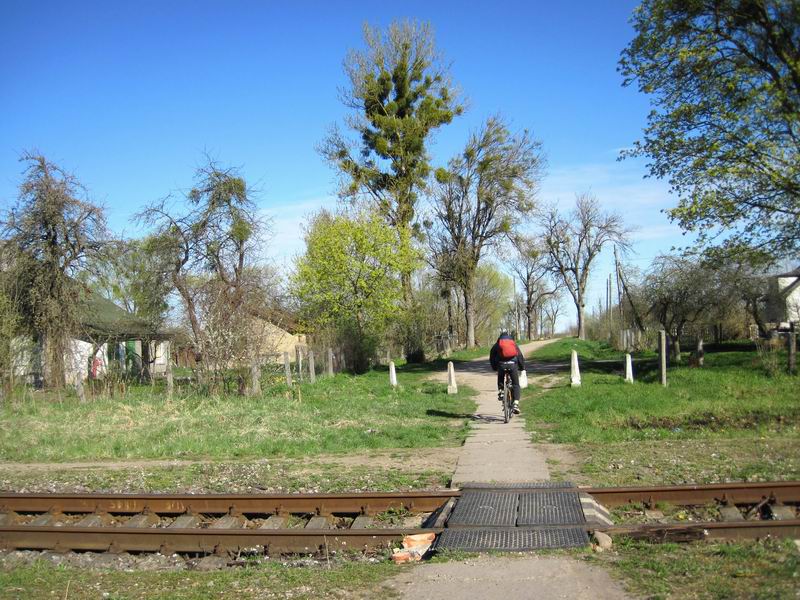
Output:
[
  {"xmin": 779, "ymin": 277, "xmax": 800, "ymax": 323},
  {"xmin": 66, "ymin": 340, "xmax": 108, "ymax": 385}
]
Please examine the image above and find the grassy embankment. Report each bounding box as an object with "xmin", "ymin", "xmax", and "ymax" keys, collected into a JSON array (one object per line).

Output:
[
  {"xmin": 523, "ymin": 337, "xmax": 800, "ymax": 600},
  {"xmin": 0, "ymin": 363, "xmax": 476, "ymax": 493},
  {"xmin": 0, "ymin": 559, "xmax": 397, "ymax": 600},
  {"xmin": 524, "ymin": 337, "xmax": 798, "ymax": 485},
  {"xmin": 528, "ymin": 336, "xmax": 656, "ymax": 363}
]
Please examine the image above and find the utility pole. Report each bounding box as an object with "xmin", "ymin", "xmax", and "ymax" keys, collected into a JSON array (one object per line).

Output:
[
  {"xmin": 607, "ymin": 273, "xmax": 613, "ymax": 341},
  {"xmin": 614, "ymin": 246, "xmax": 625, "ymax": 347}
]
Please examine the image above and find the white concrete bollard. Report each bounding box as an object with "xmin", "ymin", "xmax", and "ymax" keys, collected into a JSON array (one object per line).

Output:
[
  {"xmin": 389, "ymin": 361, "xmax": 398, "ymax": 387},
  {"xmin": 447, "ymin": 361, "xmax": 458, "ymax": 394},
  {"xmin": 570, "ymin": 349, "xmax": 581, "ymax": 387},
  {"xmin": 624, "ymin": 353, "xmax": 634, "ymax": 383}
]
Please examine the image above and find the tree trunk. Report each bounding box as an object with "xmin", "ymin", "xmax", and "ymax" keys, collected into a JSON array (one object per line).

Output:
[
  {"xmin": 400, "ymin": 272, "xmax": 425, "ymax": 362},
  {"xmin": 525, "ymin": 312, "xmax": 533, "ymax": 341},
  {"xmin": 576, "ymin": 299, "xmax": 586, "ymax": 340},
  {"xmin": 141, "ymin": 340, "xmax": 152, "ymax": 384},
  {"xmin": 746, "ymin": 299, "xmax": 768, "ymax": 337},
  {"xmin": 42, "ymin": 331, "xmax": 67, "ymax": 389},
  {"xmin": 696, "ymin": 336, "xmax": 704, "ymax": 367},
  {"xmin": 525, "ymin": 301, "xmax": 534, "ymax": 340},
  {"xmin": 446, "ymin": 289, "xmax": 454, "ymax": 337},
  {"xmin": 463, "ymin": 279, "xmax": 476, "ymax": 349},
  {"xmin": 669, "ymin": 334, "xmax": 681, "ymax": 363}
]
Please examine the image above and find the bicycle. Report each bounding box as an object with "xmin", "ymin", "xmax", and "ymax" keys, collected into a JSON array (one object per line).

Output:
[{"xmin": 501, "ymin": 368, "xmax": 513, "ymax": 423}]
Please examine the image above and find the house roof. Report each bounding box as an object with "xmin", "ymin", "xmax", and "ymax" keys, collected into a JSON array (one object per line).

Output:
[{"xmin": 76, "ymin": 287, "xmax": 174, "ymax": 342}]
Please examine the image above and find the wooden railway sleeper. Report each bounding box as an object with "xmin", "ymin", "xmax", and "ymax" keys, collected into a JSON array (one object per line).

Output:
[{"xmin": 0, "ymin": 509, "xmax": 18, "ymax": 526}]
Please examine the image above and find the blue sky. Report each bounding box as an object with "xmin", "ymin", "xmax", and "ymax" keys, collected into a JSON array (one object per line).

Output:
[{"xmin": 1, "ymin": 0, "xmax": 686, "ymax": 326}]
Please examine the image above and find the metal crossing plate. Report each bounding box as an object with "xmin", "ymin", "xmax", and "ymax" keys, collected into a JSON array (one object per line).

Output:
[
  {"xmin": 446, "ymin": 491, "xmax": 518, "ymax": 528},
  {"xmin": 435, "ymin": 527, "xmax": 589, "ymax": 551},
  {"xmin": 518, "ymin": 491, "xmax": 586, "ymax": 526}
]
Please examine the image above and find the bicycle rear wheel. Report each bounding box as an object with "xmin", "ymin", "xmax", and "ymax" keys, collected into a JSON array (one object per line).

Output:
[{"xmin": 503, "ymin": 378, "xmax": 511, "ymax": 423}]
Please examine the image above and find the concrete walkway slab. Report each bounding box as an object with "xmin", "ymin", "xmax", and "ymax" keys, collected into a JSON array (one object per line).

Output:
[
  {"xmin": 445, "ymin": 340, "xmax": 555, "ymax": 485},
  {"xmin": 383, "ymin": 555, "xmax": 629, "ymax": 599}
]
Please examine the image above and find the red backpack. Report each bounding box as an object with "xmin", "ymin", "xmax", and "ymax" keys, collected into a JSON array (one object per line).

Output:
[{"xmin": 498, "ymin": 338, "xmax": 517, "ymax": 360}]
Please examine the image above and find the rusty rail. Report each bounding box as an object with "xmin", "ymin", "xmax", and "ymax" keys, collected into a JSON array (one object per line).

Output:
[
  {"xmin": 599, "ymin": 519, "xmax": 800, "ymax": 542},
  {"xmin": 3, "ymin": 482, "xmax": 798, "ymax": 515},
  {"xmin": 0, "ymin": 490, "xmax": 458, "ymax": 516},
  {"xmin": 581, "ymin": 481, "xmax": 800, "ymax": 507},
  {"xmin": 0, "ymin": 525, "xmax": 435, "ymax": 554}
]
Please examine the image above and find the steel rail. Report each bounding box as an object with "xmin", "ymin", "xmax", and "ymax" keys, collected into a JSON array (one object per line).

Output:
[
  {"xmin": 598, "ymin": 519, "xmax": 800, "ymax": 541},
  {"xmin": 581, "ymin": 481, "xmax": 800, "ymax": 507},
  {"xmin": 2, "ymin": 482, "xmax": 799, "ymax": 515},
  {"xmin": 0, "ymin": 491, "xmax": 458, "ymax": 516},
  {"xmin": 2, "ymin": 519, "xmax": 799, "ymax": 555},
  {"xmin": 0, "ymin": 525, "xmax": 439, "ymax": 554}
]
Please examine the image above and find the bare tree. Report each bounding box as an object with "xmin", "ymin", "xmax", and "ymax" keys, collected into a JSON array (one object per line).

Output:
[
  {"xmin": 542, "ymin": 291, "xmax": 564, "ymax": 337},
  {"xmin": 139, "ymin": 159, "xmax": 274, "ymax": 390},
  {"xmin": 541, "ymin": 193, "xmax": 629, "ymax": 340},
  {"xmin": 509, "ymin": 235, "xmax": 560, "ymax": 340},
  {"xmin": 427, "ymin": 117, "xmax": 544, "ymax": 347},
  {"xmin": 644, "ymin": 255, "xmax": 720, "ymax": 362},
  {"xmin": 1, "ymin": 153, "xmax": 106, "ymax": 389}
]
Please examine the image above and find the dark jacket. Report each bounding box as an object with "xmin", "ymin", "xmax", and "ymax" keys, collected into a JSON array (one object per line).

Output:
[{"xmin": 490, "ymin": 334, "xmax": 525, "ymax": 371}]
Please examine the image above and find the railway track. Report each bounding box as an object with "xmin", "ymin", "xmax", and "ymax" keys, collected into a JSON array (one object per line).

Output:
[{"xmin": 0, "ymin": 482, "xmax": 797, "ymax": 556}]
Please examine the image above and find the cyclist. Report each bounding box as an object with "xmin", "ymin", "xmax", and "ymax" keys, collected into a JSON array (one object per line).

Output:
[{"xmin": 490, "ymin": 330, "xmax": 525, "ymax": 414}]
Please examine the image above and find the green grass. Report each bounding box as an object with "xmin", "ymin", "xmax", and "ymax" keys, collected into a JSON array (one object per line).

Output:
[
  {"xmin": 0, "ymin": 558, "xmax": 399, "ymax": 600},
  {"xmin": 446, "ymin": 344, "xmax": 493, "ymax": 362},
  {"xmin": 545, "ymin": 437, "xmax": 800, "ymax": 486},
  {"xmin": 527, "ymin": 337, "xmax": 655, "ymax": 363},
  {"xmin": 591, "ymin": 538, "xmax": 800, "ymax": 600},
  {"xmin": 0, "ymin": 364, "xmax": 476, "ymax": 462},
  {"xmin": 433, "ymin": 338, "xmax": 532, "ymax": 364},
  {"xmin": 523, "ymin": 350, "xmax": 798, "ymax": 444}
]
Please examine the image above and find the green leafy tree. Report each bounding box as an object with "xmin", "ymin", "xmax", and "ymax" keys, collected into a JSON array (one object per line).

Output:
[
  {"xmin": 321, "ymin": 20, "xmax": 462, "ymax": 358},
  {"xmin": 620, "ymin": 0, "xmax": 800, "ymax": 256},
  {"xmin": 87, "ymin": 238, "xmax": 171, "ymax": 327},
  {"xmin": 471, "ymin": 263, "xmax": 515, "ymax": 346},
  {"xmin": 293, "ymin": 211, "xmax": 410, "ymax": 373},
  {"xmin": 1, "ymin": 153, "xmax": 106, "ymax": 389},
  {"xmin": 0, "ymin": 285, "xmax": 20, "ymax": 398}
]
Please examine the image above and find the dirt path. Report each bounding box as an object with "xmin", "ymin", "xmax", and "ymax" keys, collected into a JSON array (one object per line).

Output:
[
  {"xmin": 0, "ymin": 448, "xmax": 460, "ymax": 475},
  {"xmin": 443, "ymin": 340, "xmax": 556, "ymax": 484},
  {"xmin": 384, "ymin": 339, "xmax": 632, "ymax": 600}
]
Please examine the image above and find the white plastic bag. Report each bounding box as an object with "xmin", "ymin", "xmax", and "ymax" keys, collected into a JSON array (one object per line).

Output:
[{"xmin": 519, "ymin": 369, "xmax": 529, "ymax": 389}]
